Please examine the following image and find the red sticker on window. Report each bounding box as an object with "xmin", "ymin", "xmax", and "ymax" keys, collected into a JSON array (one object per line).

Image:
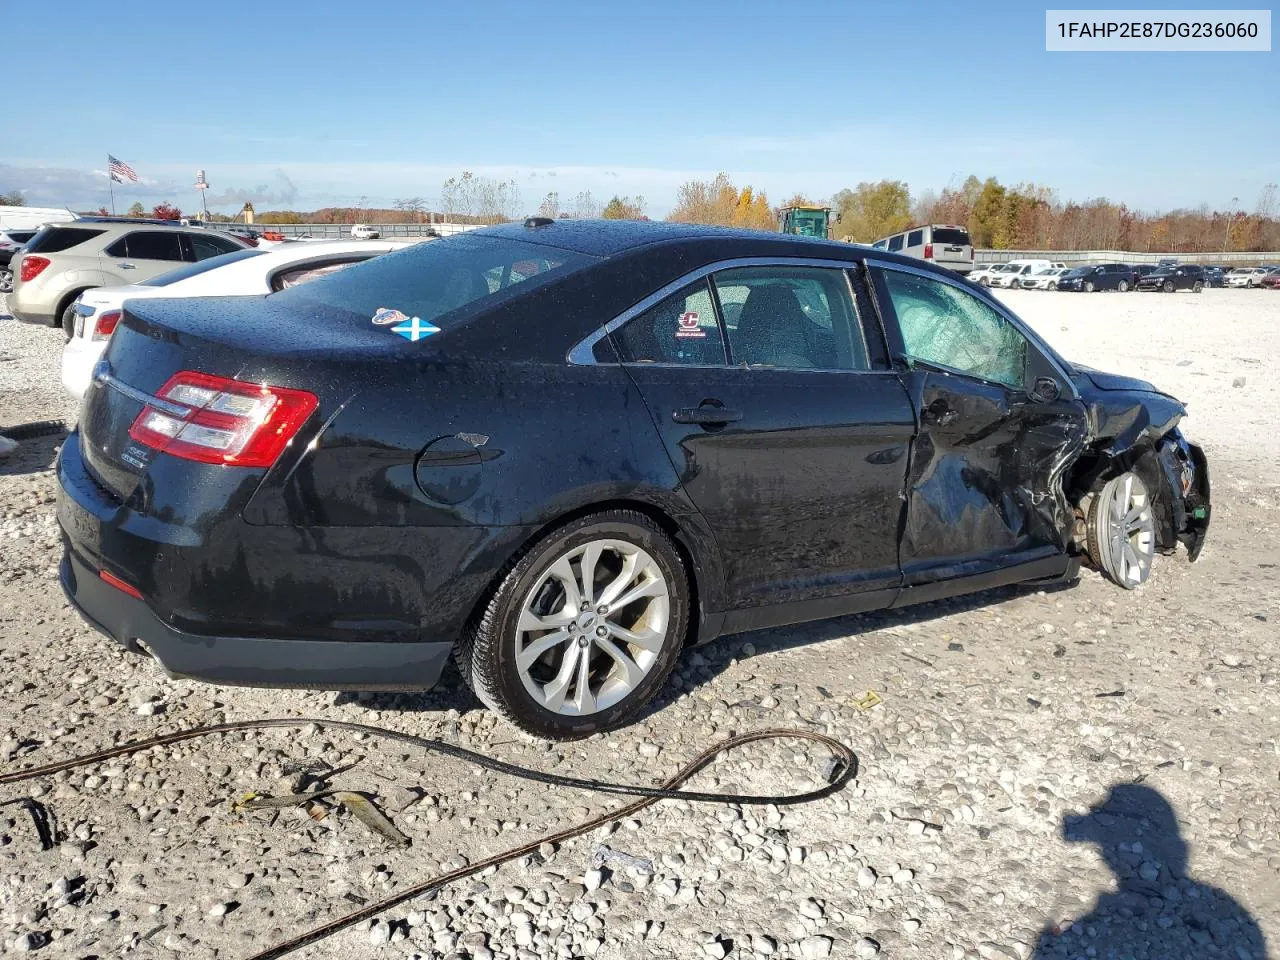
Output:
[{"xmin": 675, "ymin": 311, "xmax": 706, "ymax": 339}]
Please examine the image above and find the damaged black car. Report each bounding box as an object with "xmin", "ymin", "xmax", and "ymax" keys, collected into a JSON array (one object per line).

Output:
[{"xmin": 55, "ymin": 220, "xmax": 1210, "ymax": 739}]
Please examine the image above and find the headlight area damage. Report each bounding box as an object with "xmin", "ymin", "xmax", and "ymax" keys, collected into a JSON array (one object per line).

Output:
[{"xmin": 1066, "ymin": 367, "xmax": 1211, "ymax": 574}]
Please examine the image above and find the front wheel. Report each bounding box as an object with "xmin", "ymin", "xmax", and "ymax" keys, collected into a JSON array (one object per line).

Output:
[
  {"xmin": 1084, "ymin": 281, "xmax": 1095, "ymax": 292},
  {"xmin": 1193, "ymin": 280, "xmax": 1203, "ymax": 293},
  {"xmin": 1048, "ymin": 281, "xmax": 1057, "ymax": 291},
  {"xmin": 1086, "ymin": 472, "xmax": 1156, "ymax": 589},
  {"xmin": 456, "ymin": 511, "xmax": 689, "ymax": 739},
  {"xmin": 1118, "ymin": 280, "xmax": 1129, "ymax": 292},
  {"xmin": 1163, "ymin": 280, "xmax": 1174, "ymax": 293}
]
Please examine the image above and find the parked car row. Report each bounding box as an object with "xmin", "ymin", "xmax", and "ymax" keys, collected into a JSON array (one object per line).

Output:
[{"xmin": 972, "ymin": 261, "xmax": 1280, "ymax": 293}]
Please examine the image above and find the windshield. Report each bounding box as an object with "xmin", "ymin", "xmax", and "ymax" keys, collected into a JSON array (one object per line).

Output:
[
  {"xmin": 140, "ymin": 249, "xmax": 265, "ymax": 286},
  {"xmin": 1063, "ymin": 267, "xmax": 1089, "ymax": 277},
  {"xmin": 788, "ymin": 210, "xmax": 828, "ymax": 237},
  {"xmin": 1149, "ymin": 268, "xmax": 1173, "ymax": 276},
  {"xmin": 931, "ymin": 227, "xmax": 970, "ymax": 245},
  {"xmin": 275, "ymin": 234, "xmax": 599, "ymax": 329}
]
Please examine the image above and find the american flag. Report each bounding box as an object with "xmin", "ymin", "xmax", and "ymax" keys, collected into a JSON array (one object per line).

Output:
[{"xmin": 108, "ymin": 155, "xmax": 138, "ymax": 183}]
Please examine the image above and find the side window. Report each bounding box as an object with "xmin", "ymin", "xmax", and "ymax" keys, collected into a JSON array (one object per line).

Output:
[
  {"xmin": 907, "ymin": 229, "xmax": 924, "ymax": 248},
  {"xmin": 871, "ymin": 240, "xmax": 888, "ymax": 250},
  {"xmin": 887, "ymin": 234, "xmax": 904, "ymax": 252},
  {"xmin": 121, "ymin": 231, "xmax": 184, "ymax": 262},
  {"xmin": 712, "ymin": 266, "xmax": 867, "ymax": 371},
  {"xmin": 876, "ymin": 267, "xmax": 1029, "ymax": 389},
  {"xmin": 188, "ymin": 233, "xmax": 238, "ymax": 261},
  {"xmin": 614, "ymin": 280, "xmax": 727, "ymax": 366}
]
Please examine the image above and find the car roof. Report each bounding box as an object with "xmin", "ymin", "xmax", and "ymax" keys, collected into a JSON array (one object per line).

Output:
[{"xmin": 470, "ymin": 218, "xmax": 858, "ymax": 259}]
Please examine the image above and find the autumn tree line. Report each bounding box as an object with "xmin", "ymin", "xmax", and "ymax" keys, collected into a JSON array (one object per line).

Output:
[
  {"xmin": 11, "ymin": 170, "xmax": 1276, "ymax": 250},
  {"xmin": 668, "ymin": 173, "xmax": 1280, "ymax": 252}
]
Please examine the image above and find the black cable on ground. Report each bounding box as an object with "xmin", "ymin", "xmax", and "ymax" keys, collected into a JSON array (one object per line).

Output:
[
  {"xmin": 2, "ymin": 420, "xmax": 67, "ymax": 440},
  {"xmin": 0, "ymin": 718, "xmax": 857, "ymax": 960}
]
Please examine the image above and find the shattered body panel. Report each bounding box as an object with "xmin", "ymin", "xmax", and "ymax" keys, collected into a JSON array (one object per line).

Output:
[
  {"xmin": 898, "ymin": 369, "xmax": 1089, "ymax": 583},
  {"xmin": 1067, "ymin": 365, "xmax": 1210, "ymax": 560}
]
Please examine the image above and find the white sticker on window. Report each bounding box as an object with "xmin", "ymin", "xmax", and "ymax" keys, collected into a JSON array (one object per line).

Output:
[{"xmin": 675, "ymin": 311, "xmax": 707, "ymax": 339}]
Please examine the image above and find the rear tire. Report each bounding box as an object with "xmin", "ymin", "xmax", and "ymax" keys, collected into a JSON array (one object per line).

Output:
[
  {"xmin": 1193, "ymin": 280, "xmax": 1203, "ymax": 293},
  {"xmin": 1163, "ymin": 280, "xmax": 1174, "ymax": 293},
  {"xmin": 0, "ymin": 267, "xmax": 12, "ymax": 295},
  {"xmin": 456, "ymin": 510, "xmax": 689, "ymax": 740},
  {"xmin": 60, "ymin": 301, "xmax": 78, "ymax": 340},
  {"xmin": 1118, "ymin": 280, "xmax": 1129, "ymax": 292},
  {"xmin": 1085, "ymin": 280, "xmax": 1095, "ymax": 292}
]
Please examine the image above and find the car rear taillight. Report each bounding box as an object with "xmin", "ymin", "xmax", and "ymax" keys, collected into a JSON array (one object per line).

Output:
[
  {"xmin": 128, "ymin": 371, "xmax": 318, "ymax": 468},
  {"xmin": 100, "ymin": 569, "xmax": 144, "ymax": 600},
  {"xmin": 92, "ymin": 310, "xmax": 121, "ymax": 341},
  {"xmin": 924, "ymin": 243, "xmax": 933, "ymax": 259},
  {"xmin": 20, "ymin": 256, "xmax": 50, "ymax": 282}
]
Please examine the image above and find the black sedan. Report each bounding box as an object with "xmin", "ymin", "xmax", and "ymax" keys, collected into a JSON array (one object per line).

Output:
[
  {"xmin": 55, "ymin": 221, "xmax": 1211, "ymax": 739},
  {"xmin": 1056, "ymin": 263, "xmax": 1135, "ymax": 292}
]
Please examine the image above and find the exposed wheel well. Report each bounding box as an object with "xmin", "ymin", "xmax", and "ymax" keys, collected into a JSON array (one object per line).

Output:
[
  {"xmin": 1066, "ymin": 440, "xmax": 1178, "ymax": 551},
  {"xmin": 463, "ymin": 498, "xmax": 703, "ymax": 649}
]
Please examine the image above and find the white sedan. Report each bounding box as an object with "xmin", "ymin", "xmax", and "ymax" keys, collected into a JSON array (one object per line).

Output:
[
  {"xmin": 1019, "ymin": 267, "xmax": 1070, "ymax": 290},
  {"xmin": 1225, "ymin": 267, "xmax": 1268, "ymax": 288},
  {"xmin": 62, "ymin": 239, "xmax": 411, "ymax": 400}
]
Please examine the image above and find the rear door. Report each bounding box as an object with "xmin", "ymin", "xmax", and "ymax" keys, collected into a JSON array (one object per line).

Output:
[
  {"xmin": 104, "ymin": 230, "xmax": 187, "ymax": 281},
  {"xmin": 867, "ymin": 260, "xmax": 1088, "ymax": 597},
  {"xmin": 929, "ymin": 226, "xmax": 973, "ymax": 273},
  {"xmin": 613, "ymin": 259, "xmax": 915, "ymax": 616}
]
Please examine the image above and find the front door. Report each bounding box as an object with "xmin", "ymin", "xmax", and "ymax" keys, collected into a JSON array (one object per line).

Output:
[
  {"xmin": 868, "ymin": 262, "xmax": 1089, "ymax": 590},
  {"xmin": 611, "ymin": 263, "xmax": 915, "ymax": 614}
]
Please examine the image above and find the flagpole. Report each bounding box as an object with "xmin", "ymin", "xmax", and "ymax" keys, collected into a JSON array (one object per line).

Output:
[{"xmin": 107, "ymin": 155, "xmax": 116, "ymax": 215}]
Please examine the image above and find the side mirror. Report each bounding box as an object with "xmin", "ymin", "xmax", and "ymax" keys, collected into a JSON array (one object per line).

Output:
[{"xmin": 1031, "ymin": 376, "xmax": 1061, "ymax": 403}]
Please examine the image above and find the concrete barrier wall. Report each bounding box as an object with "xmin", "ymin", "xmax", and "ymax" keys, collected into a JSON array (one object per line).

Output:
[{"xmin": 249, "ymin": 222, "xmax": 482, "ymax": 239}]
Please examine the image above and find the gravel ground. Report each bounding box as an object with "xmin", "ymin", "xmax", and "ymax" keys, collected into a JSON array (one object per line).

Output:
[{"xmin": 1, "ymin": 288, "xmax": 1277, "ymax": 960}]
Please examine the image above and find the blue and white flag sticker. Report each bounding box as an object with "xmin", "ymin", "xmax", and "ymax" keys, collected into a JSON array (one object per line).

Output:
[
  {"xmin": 371, "ymin": 306, "xmax": 408, "ymax": 326},
  {"xmin": 391, "ymin": 317, "xmax": 442, "ymax": 342}
]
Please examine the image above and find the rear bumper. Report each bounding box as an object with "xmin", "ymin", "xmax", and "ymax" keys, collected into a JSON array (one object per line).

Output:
[
  {"xmin": 60, "ymin": 549, "xmax": 452, "ymax": 691},
  {"xmin": 61, "ymin": 336, "xmax": 102, "ymax": 401}
]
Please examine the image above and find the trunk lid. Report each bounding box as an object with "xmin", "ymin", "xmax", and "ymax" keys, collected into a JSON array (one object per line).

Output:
[{"xmin": 78, "ymin": 295, "xmax": 409, "ymax": 503}]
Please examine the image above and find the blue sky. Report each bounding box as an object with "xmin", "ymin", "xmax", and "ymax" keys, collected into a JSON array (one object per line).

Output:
[{"xmin": 2, "ymin": 0, "xmax": 1276, "ymax": 216}]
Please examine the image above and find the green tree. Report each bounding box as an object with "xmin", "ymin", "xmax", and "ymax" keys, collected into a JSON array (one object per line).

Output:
[
  {"xmin": 968, "ymin": 178, "xmax": 1007, "ymax": 247},
  {"xmin": 832, "ymin": 180, "xmax": 912, "ymax": 242},
  {"xmin": 601, "ymin": 195, "xmax": 646, "ymax": 219},
  {"xmin": 127, "ymin": 201, "xmax": 145, "ymax": 217}
]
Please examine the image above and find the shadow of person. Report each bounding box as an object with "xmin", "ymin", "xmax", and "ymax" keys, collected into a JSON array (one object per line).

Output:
[{"xmin": 1033, "ymin": 783, "xmax": 1268, "ymax": 959}]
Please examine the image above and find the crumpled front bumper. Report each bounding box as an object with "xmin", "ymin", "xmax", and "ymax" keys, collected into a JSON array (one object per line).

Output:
[{"xmin": 1152, "ymin": 431, "xmax": 1211, "ymax": 561}]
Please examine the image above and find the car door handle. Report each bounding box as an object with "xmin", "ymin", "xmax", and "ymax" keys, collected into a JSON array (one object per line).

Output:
[
  {"xmin": 921, "ymin": 398, "xmax": 958, "ymax": 426},
  {"xmin": 673, "ymin": 404, "xmax": 743, "ymax": 426},
  {"xmin": 118, "ymin": 263, "xmax": 135, "ymax": 270}
]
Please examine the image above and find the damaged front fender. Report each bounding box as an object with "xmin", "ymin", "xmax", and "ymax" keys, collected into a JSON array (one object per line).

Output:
[{"xmin": 1069, "ymin": 368, "xmax": 1211, "ymax": 562}]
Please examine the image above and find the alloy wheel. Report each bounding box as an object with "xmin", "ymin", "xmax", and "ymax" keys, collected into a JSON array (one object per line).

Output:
[
  {"xmin": 1089, "ymin": 473, "xmax": 1156, "ymax": 589},
  {"xmin": 514, "ymin": 539, "xmax": 670, "ymax": 716},
  {"xmin": 0, "ymin": 268, "xmax": 11, "ymax": 294}
]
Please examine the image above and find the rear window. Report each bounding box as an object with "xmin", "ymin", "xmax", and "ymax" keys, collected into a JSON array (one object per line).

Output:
[
  {"xmin": 24, "ymin": 226, "xmax": 105, "ymax": 254},
  {"xmin": 275, "ymin": 234, "xmax": 598, "ymax": 329},
  {"xmin": 140, "ymin": 249, "xmax": 265, "ymax": 286},
  {"xmin": 931, "ymin": 227, "xmax": 971, "ymax": 246},
  {"xmin": 6, "ymin": 231, "xmax": 37, "ymax": 244}
]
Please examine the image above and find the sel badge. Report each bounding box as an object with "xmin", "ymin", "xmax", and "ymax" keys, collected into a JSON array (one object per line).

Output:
[
  {"xmin": 371, "ymin": 306, "xmax": 409, "ymax": 326},
  {"xmin": 391, "ymin": 317, "xmax": 442, "ymax": 342}
]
